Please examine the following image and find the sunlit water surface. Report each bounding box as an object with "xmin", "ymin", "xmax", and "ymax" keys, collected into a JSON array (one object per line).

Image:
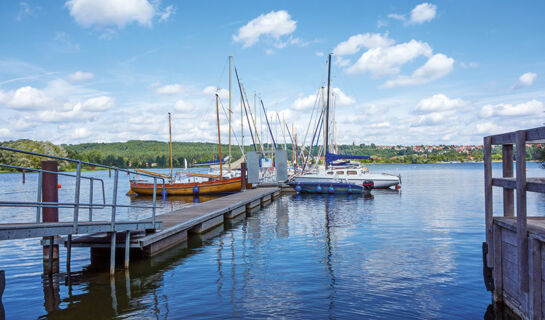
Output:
[{"xmin": 1, "ymin": 163, "xmax": 544, "ymax": 319}]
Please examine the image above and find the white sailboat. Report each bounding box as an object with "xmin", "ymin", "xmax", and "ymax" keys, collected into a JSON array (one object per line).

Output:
[{"xmin": 291, "ymin": 53, "xmax": 401, "ymax": 190}]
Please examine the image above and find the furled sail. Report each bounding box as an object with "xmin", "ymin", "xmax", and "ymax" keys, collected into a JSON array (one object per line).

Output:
[{"xmin": 325, "ymin": 152, "xmax": 370, "ymax": 164}]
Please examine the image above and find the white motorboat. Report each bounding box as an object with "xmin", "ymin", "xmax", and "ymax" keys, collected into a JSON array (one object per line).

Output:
[{"xmin": 292, "ymin": 166, "xmax": 400, "ymax": 189}]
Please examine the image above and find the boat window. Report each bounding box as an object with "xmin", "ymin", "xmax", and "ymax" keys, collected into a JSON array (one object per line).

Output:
[
  {"xmin": 347, "ymin": 171, "xmax": 358, "ymax": 175},
  {"xmin": 327, "ymin": 171, "xmax": 334, "ymax": 175},
  {"xmin": 336, "ymin": 171, "xmax": 345, "ymax": 175}
]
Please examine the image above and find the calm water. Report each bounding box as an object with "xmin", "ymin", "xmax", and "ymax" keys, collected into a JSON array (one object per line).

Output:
[{"xmin": 1, "ymin": 163, "xmax": 545, "ymax": 319}]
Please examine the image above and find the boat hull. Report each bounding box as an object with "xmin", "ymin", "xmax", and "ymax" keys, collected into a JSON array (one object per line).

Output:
[
  {"xmin": 288, "ymin": 182, "xmax": 364, "ymax": 194},
  {"xmin": 130, "ymin": 177, "xmax": 242, "ymax": 195},
  {"xmin": 292, "ymin": 173, "xmax": 399, "ymax": 189}
]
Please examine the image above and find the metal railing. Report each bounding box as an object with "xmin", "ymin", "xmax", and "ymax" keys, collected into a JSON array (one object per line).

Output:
[{"xmin": 0, "ymin": 146, "xmax": 165, "ymax": 233}]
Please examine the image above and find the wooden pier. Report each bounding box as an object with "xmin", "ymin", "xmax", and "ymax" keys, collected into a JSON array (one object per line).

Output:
[
  {"xmin": 484, "ymin": 126, "xmax": 545, "ymax": 319},
  {"xmin": 68, "ymin": 187, "xmax": 281, "ymax": 257}
]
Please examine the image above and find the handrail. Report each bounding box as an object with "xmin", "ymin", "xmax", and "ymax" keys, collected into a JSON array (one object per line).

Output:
[{"xmin": 0, "ymin": 146, "xmax": 165, "ymax": 233}]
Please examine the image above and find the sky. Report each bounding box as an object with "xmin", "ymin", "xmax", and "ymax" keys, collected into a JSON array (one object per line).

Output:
[{"xmin": 0, "ymin": 0, "xmax": 544, "ymax": 146}]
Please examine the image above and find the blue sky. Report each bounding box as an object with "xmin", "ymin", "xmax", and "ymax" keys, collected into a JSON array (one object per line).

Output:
[{"xmin": 0, "ymin": 0, "xmax": 544, "ymax": 145}]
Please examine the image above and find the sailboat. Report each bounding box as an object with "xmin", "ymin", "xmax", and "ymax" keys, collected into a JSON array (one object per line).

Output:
[
  {"xmin": 289, "ymin": 54, "xmax": 401, "ymax": 192},
  {"xmin": 129, "ymin": 59, "xmax": 243, "ymax": 196}
]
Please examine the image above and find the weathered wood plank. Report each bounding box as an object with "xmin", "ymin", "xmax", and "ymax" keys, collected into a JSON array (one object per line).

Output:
[
  {"xmin": 503, "ymin": 144, "xmax": 515, "ymax": 216},
  {"xmin": 502, "ymin": 229, "xmax": 518, "ymax": 246},
  {"xmin": 484, "ymin": 136, "xmax": 493, "ymax": 267},
  {"xmin": 516, "ymin": 130, "xmax": 529, "ymax": 293},
  {"xmin": 503, "ymin": 241, "xmax": 518, "ymax": 264},
  {"xmin": 529, "ymin": 238, "xmax": 542, "ymax": 319},
  {"xmin": 493, "ymin": 223, "xmax": 503, "ymax": 300}
]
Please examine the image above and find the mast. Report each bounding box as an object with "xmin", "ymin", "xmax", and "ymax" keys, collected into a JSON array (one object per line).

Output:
[
  {"xmin": 325, "ymin": 53, "xmax": 332, "ymax": 169},
  {"xmin": 216, "ymin": 94, "xmax": 223, "ymax": 180},
  {"xmin": 168, "ymin": 112, "xmax": 173, "ymax": 183},
  {"xmin": 235, "ymin": 67, "xmax": 256, "ymax": 151},
  {"xmin": 228, "ymin": 56, "xmax": 232, "ymax": 171},
  {"xmin": 321, "ymin": 86, "xmax": 326, "ymax": 165}
]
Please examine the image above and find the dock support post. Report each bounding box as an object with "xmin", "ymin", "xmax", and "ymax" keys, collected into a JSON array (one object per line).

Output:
[
  {"xmin": 502, "ymin": 144, "xmax": 514, "ymax": 217},
  {"xmin": 42, "ymin": 160, "xmax": 59, "ymax": 274},
  {"xmin": 529, "ymin": 238, "xmax": 542, "ymax": 319},
  {"xmin": 516, "ymin": 130, "xmax": 528, "ymax": 296},
  {"xmin": 110, "ymin": 232, "xmax": 117, "ymax": 276},
  {"xmin": 66, "ymin": 234, "xmax": 72, "ymax": 273},
  {"xmin": 124, "ymin": 232, "xmax": 130, "ymax": 269},
  {"xmin": 241, "ymin": 162, "xmax": 247, "ymax": 190},
  {"xmin": 484, "ymin": 136, "xmax": 493, "ymax": 268}
]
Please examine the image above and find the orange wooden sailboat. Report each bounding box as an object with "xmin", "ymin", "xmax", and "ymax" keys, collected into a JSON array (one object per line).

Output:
[{"xmin": 129, "ymin": 91, "xmax": 242, "ymax": 196}]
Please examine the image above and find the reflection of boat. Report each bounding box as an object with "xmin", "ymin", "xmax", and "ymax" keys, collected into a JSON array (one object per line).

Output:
[
  {"xmin": 128, "ymin": 194, "xmax": 221, "ymax": 203},
  {"xmin": 288, "ymin": 181, "xmax": 365, "ymax": 194}
]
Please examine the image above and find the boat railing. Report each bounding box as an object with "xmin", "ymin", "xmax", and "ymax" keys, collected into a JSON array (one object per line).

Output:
[{"xmin": 0, "ymin": 146, "xmax": 165, "ymax": 233}]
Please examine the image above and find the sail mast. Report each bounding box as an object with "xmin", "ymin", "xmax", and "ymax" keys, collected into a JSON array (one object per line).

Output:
[
  {"xmin": 228, "ymin": 56, "xmax": 232, "ymax": 171},
  {"xmin": 168, "ymin": 112, "xmax": 173, "ymax": 183},
  {"xmin": 216, "ymin": 94, "xmax": 223, "ymax": 180},
  {"xmin": 325, "ymin": 53, "xmax": 332, "ymax": 170}
]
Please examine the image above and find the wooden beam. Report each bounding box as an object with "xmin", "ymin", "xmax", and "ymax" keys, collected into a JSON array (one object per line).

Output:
[
  {"xmin": 493, "ymin": 223, "xmax": 503, "ymax": 301},
  {"xmin": 503, "ymin": 144, "xmax": 514, "ymax": 217},
  {"xmin": 484, "ymin": 136, "xmax": 493, "ymax": 267},
  {"xmin": 529, "ymin": 237, "xmax": 542, "ymax": 319},
  {"xmin": 516, "ymin": 130, "xmax": 528, "ymax": 293}
]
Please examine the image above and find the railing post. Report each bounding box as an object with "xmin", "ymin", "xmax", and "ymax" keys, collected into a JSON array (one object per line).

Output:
[
  {"xmin": 41, "ymin": 160, "xmax": 59, "ymax": 274},
  {"xmin": 73, "ymin": 161, "xmax": 82, "ymax": 233},
  {"xmin": 484, "ymin": 136, "xmax": 493, "ymax": 268},
  {"xmin": 36, "ymin": 171, "xmax": 43, "ymax": 223},
  {"xmin": 502, "ymin": 144, "xmax": 514, "ymax": 217},
  {"xmin": 516, "ymin": 130, "xmax": 528, "ymax": 294},
  {"xmin": 89, "ymin": 179, "xmax": 94, "ymax": 221},
  {"xmin": 111, "ymin": 170, "xmax": 119, "ymax": 231},
  {"xmin": 152, "ymin": 178, "xmax": 157, "ymax": 229}
]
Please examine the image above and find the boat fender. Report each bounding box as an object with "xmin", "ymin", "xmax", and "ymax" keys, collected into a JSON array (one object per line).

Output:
[
  {"xmin": 347, "ymin": 187, "xmax": 352, "ymax": 194},
  {"xmin": 316, "ymin": 185, "xmax": 323, "ymax": 193},
  {"xmin": 193, "ymin": 186, "xmax": 199, "ymax": 194},
  {"xmin": 363, "ymin": 180, "xmax": 374, "ymax": 191},
  {"xmin": 295, "ymin": 184, "xmax": 302, "ymax": 193},
  {"xmin": 161, "ymin": 188, "xmax": 168, "ymax": 199},
  {"xmin": 328, "ymin": 186, "xmax": 335, "ymax": 193},
  {"xmin": 57, "ymin": 184, "xmax": 61, "ymax": 189}
]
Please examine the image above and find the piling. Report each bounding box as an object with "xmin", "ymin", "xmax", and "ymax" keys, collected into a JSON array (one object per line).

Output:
[
  {"xmin": 41, "ymin": 160, "xmax": 59, "ymax": 274},
  {"xmin": 0, "ymin": 270, "xmax": 5, "ymax": 320},
  {"xmin": 241, "ymin": 162, "xmax": 247, "ymax": 190}
]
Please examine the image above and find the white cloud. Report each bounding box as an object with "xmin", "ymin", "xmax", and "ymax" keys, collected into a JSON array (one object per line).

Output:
[
  {"xmin": 475, "ymin": 122, "xmax": 503, "ymax": 135},
  {"xmin": 459, "ymin": 61, "xmax": 479, "ymax": 69},
  {"xmin": 512, "ymin": 72, "xmax": 537, "ymax": 90},
  {"xmin": 17, "ymin": 2, "xmax": 41, "ymax": 21},
  {"xmin": 411, "ymin": 110, "xmax": 457, "ymax": 127},
  {"xmin": 346, "ymin": 40, "xmax": 433, "ymax": 77},
  {"xmin": 331, "ymin": 88, "xmax": 356, "ymax": 106},
  {"xmin": 292, "ymin": 93, "xmax": 318, "ymax": 110},
  {"xmin": 81, "ymin": 96, "xmax": 114, "ymax": 111},
  {"xmin": 414, "ymin": 94, "xmax": 467, "ymax": 113},
  {"xmin": 0, "ymin": 128, "xmax": 10, "ymax": 138},
  {"xmin": 158, "ymin": 5, "xmax": 175, "ymax": 22},
  {"xmin": 37, "ymin": 96, "xmax": 114, "ymax": 122},
  {"xmin": 333, "ymin": 33, "xmax": 394, "ymax": 56},
  {"xmin": 68, "ymin": 71, "xmax": 94, "ymax": 82},
  {"xmin": 65, "ymin": 0, "xmax": 155, "ymax": 28},
  {"xmin": 410, "ymin": 3, "xmax": 437, "ymax": 24},
  {"xmin": 479, "ymin": 99, "xmax": 544, "ymax": 118},
  {"xmin": 233, "ymin": 10, "xmax": 296, "ymax": 48},
  {"xmin": 154, "ymin": 84, "xmax": 183, "ymax": 95},
  {"xmin": 315, "ymin": 52, "xmax": 324, "ymax": 57},
  {"xmin": 74, "ymin": 127, "xmax": 90, "ymax": 138},
  {"xmin": 382, "ymin": 53, "xmax": 454, "ymax": 88},
  {"xmin": 174, "ymin": 100, "xmax": 194, "ymax": 112},
  {"xmin": 0, "ymin": 86, "xmax": 53, "ymax": 109},
  {"xmin": 388, "ymin": 13, "xmax": 406, "ymax": 22}
]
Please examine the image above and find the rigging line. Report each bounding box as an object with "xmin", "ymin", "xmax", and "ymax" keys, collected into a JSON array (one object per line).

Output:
[
  {"xmin": 260, "ymin": 99, "xmax": 277, "ymax": 150},
  {"xmin": 298, "ymin": 88, "xmax": 322, "ymax": 164},
  {"xmin": 218, "ymin": 95, "xmax": 245, "ymax": 155},
  {"xmin": 234, "ymin": 67, "xmax": 257, "ymax": 151},
  {"xmin": 215, "ymin": 56, "xmax": 229, "ymax": 90}
]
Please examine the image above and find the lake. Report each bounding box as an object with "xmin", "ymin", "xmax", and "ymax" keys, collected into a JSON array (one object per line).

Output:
[{"xmin": 1, "ymin": 163, "xmax": 544, "ymax": 319}]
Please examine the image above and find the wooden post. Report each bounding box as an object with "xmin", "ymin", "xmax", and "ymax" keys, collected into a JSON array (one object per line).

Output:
[
  {"xmin": 41, "ymin": 160, "xmax": 59, "ymax": 273},
  {"xmin": 503, "ymin": 144, "xmax": 514, "ymax": 217},
  {"xmin": 1, "ymin": 269, "xmax": 5, "ymax": 320},
  {"xmin": 484, "ymin": 136, "xmax": 493, "ymax": 267},
  {"xmin": 493, "ymin": 224, "xmax": 503, "ymax": 301},
  {"xmin": 22, "ymin": 169, "xmax": 25, "ymax": 184},
  {"xmin": 516, "ymin": 130, "xmax": 528, "ymax": 294},
  {"xmin": 241, "ymin": 162, "xmax": 247, "ymax": 190},
  {"xmin": 66, "ymin": 234, "xmax": 72, "ymax": 273}
]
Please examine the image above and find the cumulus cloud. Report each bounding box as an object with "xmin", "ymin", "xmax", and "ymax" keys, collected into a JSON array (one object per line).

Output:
[
  {"xmin": 333, "ymin": 33, "xmax": 394, "ymax": 56},
  {"xmin": 479, "ymin": 99, "xmax": 544, "ymax": 118},
  {"xmin": 475, "ymin": 122, "xmax": 503, "ymax": 135},
  {"xmin": 414, "ymin": 94, "xmax": 467, "ymax": 113},
  {"xmin": 411, "ymin": 110, "xmax": 457, "ymax": 127},
  {"xmin": 512, "ymin": 72, "xmax": 537, "ymax": 90},
  {"xmin": 381, "ymin": 53, "xmax": 454, "ymax": 88},
  {"xmin": 74, "ymin": 127, "xmax": 90, "ymax": 138},
  {"xmin": 154, "ymin": 84, "xmax": 183, "ymax": 95},
  {"xmin": 386, "ymin": 3, "xmax": 437, "ymax": 25},
  {"xmin": 65, "ymin": 0, "xmax": 155, "ymax": 28},
  {"xmin": 37, "ymin": 96, "xmax": 114, "ymax": 122},
  {"xmin": 174, "ymin": 100, "xmax": 194, "ymax": 112},
  {"xmin": 410, "ymin": 3, "xmax": 437, "ymax": 24},
  {"xmin": 292, "ymin": 93, "xmax": 319, "ymax": 110},
  {"xmin": 68, "ymin": 71, "xmax": 94, "ymax": 82},
  {"xmin": 291, "ymin": 88, "xmax": 354, "ymax": 110},
  {"xmin": 331, "ymin": 88, "xmax": 356, "ymax": 106},
  {"xmin": 233, "ymin": 10, "xmax": 296, "ymax": 48},
  {"xmin": 81, "ymin": 96, "xmax": 114, "ymax": 111},
  {"xmin": 0, "ymin": 86, "xmax": 53, "ymax": 110},
  {"xmin": 346, "ymin": 40, "xmax": 433, "ymax": 77}
]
